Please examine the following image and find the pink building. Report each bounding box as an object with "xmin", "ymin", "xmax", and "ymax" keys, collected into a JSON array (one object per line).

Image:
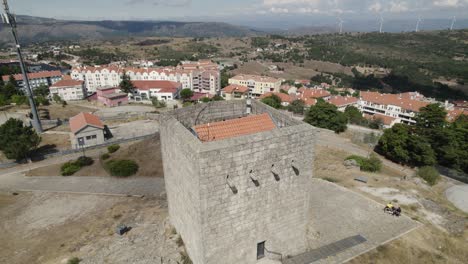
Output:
[{"xmin": 96, "ymin": 87, "xmax": 128, "ymax": 107}]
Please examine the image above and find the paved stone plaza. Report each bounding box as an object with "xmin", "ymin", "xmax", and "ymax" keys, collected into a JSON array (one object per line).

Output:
[{"xmin": 291, "ymin": 179, "xmax": 421, "ymax": 264}]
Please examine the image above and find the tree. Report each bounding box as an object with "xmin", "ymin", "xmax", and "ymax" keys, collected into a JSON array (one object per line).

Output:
[
  {"xmin": 7, "ymin": 75, "xmax": 17, "ymax": 88},
  {"xmin": 151, "ymin": 97, "xmax": 166, "ymax": 108},
  {"xmin": 119, "ymin": 72, "xmax": 135, "ymax": 94},
  {"xmin": 180, "ymin": 88, "xmax": 194, "ymax": 101},
  {"xmin": 53, "ymin": 94, "xmax": 62, "ymax": 103},
  {"xmin": 261, "ymin": 94, "xmax": 282, "ymax": 109},
  {"xmin": 304, "ymin": 100, "xmax": 348, "ymax": 133},
  {"xmin": 415, "ymin": 104, "xmax": 447, "ymax": 130},
  {"xmin": 1, "ymin": 82, "xmax": 19, "ymax": 101},
  {"xmin": 0, "ymin": 118, "xmax": 41, "ymax": 160},
  {"xmin": 35, "ymin": 84, "xmax": 50, "ymax": 97},
  {"xmin": 344, "ymin": 106, "xmax": 365, "ymax": 125},
  {"xmin": 11, "ymin": 95, "xmax": 28, "ymax": 105},
  {"xmin": 288, "ymin": 99, "xmax": 305, "ymax": 114},
  {"xmin": 376, "ymin": 124, "xmax": 436, "ymax": 167},
  {"xmin": 212, "ymin": 95, "xmax": 224, "ymax": 101}
]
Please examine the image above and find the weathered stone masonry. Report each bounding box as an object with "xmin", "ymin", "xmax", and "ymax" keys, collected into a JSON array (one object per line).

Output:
[{"xmin": 160, "ymin": 100, "xmax": 316, "ymax": 264}]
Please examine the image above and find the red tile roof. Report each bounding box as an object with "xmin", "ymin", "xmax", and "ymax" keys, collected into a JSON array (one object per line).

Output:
[
  {"xmin": 50, "ymin": 79, "xmax": 83, "ymax": 88},
  {"xmin": 364, "ymin": 113, "xmax": 398, "ymax": 126},
  {"xmin": 222, "ymin": 84, "xmax": 249, "ymax": 94},
  {"xmin": 132, "ymin": 80, "xmax": 181, "ymax": 93},
  {"xmin": 193, "ymin": 113, "xmax": 276, "ymax": 142},
  {"xmin": 2, "ymin": 70, "xmax": 62, "ymax": 82},
  {"xmin": 328, "ymin": 96, "xmax": 359, "ymax": 107},
  {"xmin": 190, "ymin": 92, "xmax": 211, "ymax": 101},
  {"xmin": 360, "ymin": 91, "xmax": 429, "ymax": 112},
  {"xmin": 69, "ymin": 112, "xmax": 104, "ymax": 134},
  {"xmin": 260, "ymin": 92, "xmax": 294, "ymax": 103},
  {"xmin": 297, "ymin": 88, "xmax": 331, "ymax": 99},
  {"xmin": 446, "ymin": 109, "xmax": 467, "ymax": 122}
]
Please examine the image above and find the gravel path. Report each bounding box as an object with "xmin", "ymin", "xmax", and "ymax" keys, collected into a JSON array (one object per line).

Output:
[{"xmin": 445, "ymin": 185, "xmax": 468, "ymax": 213}]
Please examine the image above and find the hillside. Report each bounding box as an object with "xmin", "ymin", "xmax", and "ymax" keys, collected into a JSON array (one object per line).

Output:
[{"xmin": 0, "ymin": 16, "xmax": 259, "ymax": 45}]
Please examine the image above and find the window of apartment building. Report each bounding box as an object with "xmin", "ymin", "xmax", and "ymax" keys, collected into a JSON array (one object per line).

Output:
[{"xmin": 257, "ymin": 241, "xmax": 266, "ymax": 259}]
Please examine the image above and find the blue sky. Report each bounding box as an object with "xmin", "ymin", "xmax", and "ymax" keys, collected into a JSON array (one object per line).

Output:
[{"xmin": 7, "ymin": 0, "xmax": 468, "ymax": 23}]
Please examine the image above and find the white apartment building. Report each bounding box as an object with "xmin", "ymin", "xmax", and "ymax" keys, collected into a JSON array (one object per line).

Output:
[
  {"xmin": 70, "ymin": 60, "xmax": 220, "ymax": 95},
  {"xmin": 1, "ymin": 70, "xmax": 63, "ymax": 90},
  {"xmin": 228, "ymin": 74, "xmax": 282, "ymax": 97},
  {"xmin": 131, "ymin": 80, "xmax": 181, "ymax": 101},
  {"xmin": 358, "ymin": 91, "xmax": 430, "ymax": 125},
  {"xmin": 49, "ymin": 79, "xmax": 86, "ymax": 101}
]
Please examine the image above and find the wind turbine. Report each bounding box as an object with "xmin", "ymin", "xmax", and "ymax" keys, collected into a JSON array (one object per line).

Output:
[
  {"xmin": 450, "ymin": 16, "xmax": 456, "ymax": 31},
  {"xmin": 415, "ymin": 16, "xmax": 422, "ymax": 32},
  {"xmin": 379, "ymin": 14, "xmax": 384, "ymax": 33},
  {"xmin": 338, "ymin": 17, "xmax": 344, "ymax": 34}
]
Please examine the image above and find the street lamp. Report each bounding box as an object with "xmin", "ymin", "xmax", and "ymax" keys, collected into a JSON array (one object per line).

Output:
[{"xmin": 2, "ymin": 0, "xmax": 43, "ymax": 132}]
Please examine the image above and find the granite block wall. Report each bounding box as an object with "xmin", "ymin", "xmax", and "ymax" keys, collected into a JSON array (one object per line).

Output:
[{"xmin": 161, "ymin": 100, "xmax": 316, "ymax": 264}]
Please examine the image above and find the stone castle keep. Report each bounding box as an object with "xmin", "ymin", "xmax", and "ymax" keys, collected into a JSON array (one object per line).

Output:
[{"xmin": 160, "ymin": 100, "xmax": 316, "ymax": 264}]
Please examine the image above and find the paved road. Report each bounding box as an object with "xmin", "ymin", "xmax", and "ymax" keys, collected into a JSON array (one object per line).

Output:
[{"xmin": 0, "ymin": 173, "xmax": 165, "ymax": 197}]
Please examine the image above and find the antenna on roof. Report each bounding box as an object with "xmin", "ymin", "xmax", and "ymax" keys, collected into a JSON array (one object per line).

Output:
[
  {"xmin": 2, "ymin": 0, "xmax": 42, "ymax": 132},
  {"xmin": 450, "ymin": 16, "xmax": 456, "ymax": 31}
]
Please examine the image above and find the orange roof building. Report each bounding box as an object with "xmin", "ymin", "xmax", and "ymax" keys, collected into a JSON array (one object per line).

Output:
[
  {"xmin": 221, "ymin": 84, "xmax": 250, "ymax": 100},
  {"xmin": 69, "ymin": 112, "xmax": 104, "ymax": 134},
  {"xmin": 358, "ymin": 91, "xmax": 430, "ymax": 125},
  {"xmin": 328, "ymin": 96, "xmax": 359, "ymax": 111},
  {"xmin": 192, "ymin": 113, "xmax": 276, "ymax": 142},
  {"xmin": 69, "ymin": 112, "xmax": 106, "ymax": 149}
]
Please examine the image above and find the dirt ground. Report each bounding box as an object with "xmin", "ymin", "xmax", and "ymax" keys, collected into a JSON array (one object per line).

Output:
[
  {"xmin": 0, "ymin": 191, "xmax": 182, "ymax": 264},
  {"xmin": 232, "ymin": 59, "xmax": 354, "ymax": 80},
  {"xmin": 39, "ymin": 133, "xmax": 71, "ymax": 150},
  {"xmin": 26, "ymin": 137, "xmax": 164, "ymax": 177},
  {"xmin": 315, "ymin": 146, "xmax": 468, "ymax": 263},
  {"xmin": 38, "ymin": 103, "xmax": 96, "ymax": 120}
]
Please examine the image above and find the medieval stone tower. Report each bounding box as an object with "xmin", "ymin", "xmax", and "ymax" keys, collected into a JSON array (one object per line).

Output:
[{"xmin": 160, "ymin": 100, "xmax": 316, "ymax": 264}]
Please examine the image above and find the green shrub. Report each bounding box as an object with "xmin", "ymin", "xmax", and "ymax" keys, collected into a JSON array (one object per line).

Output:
[
  {"xmin": 101, "ymin": 153, "xmax": 110, "ymax": 160},
  {"xmin": 60, "ymin": 156, "xmax": 94, "ymax": 176},
  {"xmin": 346, "ymin": 154, "xmax": 382, "ymax": 172},
  {"xmin": 107, "ymin": 144, "xmax": 120, "ymax": 153},
  {"xmin": 361, "ymin": 154, "xmax": 382, "ymax": 172},
  {"xmin": 67, "ymin": 257, "xmax": 81, "ymax": 264},
  {"xmin": 61, "ymin": 162, "xmax": 81, "ymax": 176},
  {"xmin": 11, "ymin": 95, "xmax": 28, "ymax": 105},
  {"xmin": 76, "ymin": 156, "xmax": 94, "ymax": 166},
  {"xmin": 106, "ymin": 159, "xmax": 139, "ymax": 177},
  {"xmin": 417, "ymin": 166, "xmax": 440, "ymax": 186}
]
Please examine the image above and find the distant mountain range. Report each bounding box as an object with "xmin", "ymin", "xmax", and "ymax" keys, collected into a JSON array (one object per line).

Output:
[
  {"xmin": 0, "ymin": 15, "xmax": 263, "ymax": 45},
  {"xmin": 1, "ymin": 15, "xmax": 466, "ymax": 45},
  {"xmin": 0, "ymin": 15, "xmax": 342, "ymax": 45}
]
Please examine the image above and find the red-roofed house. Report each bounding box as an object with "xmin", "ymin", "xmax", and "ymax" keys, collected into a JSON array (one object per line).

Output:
[
  {"xmin": 131, "ymin": 80, "xmax": 181, "ymax": 101},
  {"xmin": 364, "ymin": 113, "xmax": 400, "ymax": 129},
  {"xmin": 328, "ymin": 96, "xmax": 359, "ymax": 111},
  {"xmin": 2, "ymin": 70, "xmax": 62, "ymax": 90},
  {"xmin": 260, "ymin": 92, "xmax": 294, "ymax": 106},
  {"xmin": 69, "ymin": 112, "xmax": 105, "ymax": 149},
  {"xmin": 358, "ymin": 91, "xmax": 430, "ymax": 125},
  {"xmin": 297, "ymin": 88, "xmax": 331, "ymax": 100},
  {"xmin": 96, "ymin": 87, "xmax": 128, "ymax": 107},
  {"xmin": 192, "ymin": 113, "xmax": 276, "ymax": 142},
  {"xmin": 49, "ymin": 79, "xmax": 86, "ymax": 101},
  {"xmin": 221, "ymin": 84, "xmax": 249, "ymax": 100}
]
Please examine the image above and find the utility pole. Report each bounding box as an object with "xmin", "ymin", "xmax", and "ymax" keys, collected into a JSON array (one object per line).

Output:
[{"xmin": 2, "ymin": 0, "xmax": 42, "ymax": 132}]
